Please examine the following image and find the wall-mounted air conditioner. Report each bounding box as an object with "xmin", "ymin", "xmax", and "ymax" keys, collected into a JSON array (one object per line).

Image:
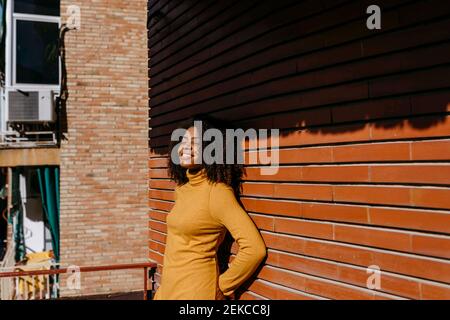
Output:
[{"xmin": 7, "ymin": 90, "xmax": 56, "ymax": 123}]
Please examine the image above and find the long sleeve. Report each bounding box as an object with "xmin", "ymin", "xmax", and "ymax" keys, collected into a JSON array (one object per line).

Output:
[{"xmin": 209, "ymin": 183, "xmax": 267, "ymax": 297}]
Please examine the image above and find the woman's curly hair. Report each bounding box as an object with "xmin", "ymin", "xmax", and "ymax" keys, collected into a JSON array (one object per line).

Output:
[{"xmin": 167, "ymin": 114, "xmax": 244, "ymax": 195}]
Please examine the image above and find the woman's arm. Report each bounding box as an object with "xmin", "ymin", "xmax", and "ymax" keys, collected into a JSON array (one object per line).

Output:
[{"xmin": 209, "ymin": 183, "xmax": 267, "ymax": 298}]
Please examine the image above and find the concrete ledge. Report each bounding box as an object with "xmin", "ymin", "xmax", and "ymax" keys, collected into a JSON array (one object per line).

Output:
[{"xmin": 0, "ymin": 148, "xmax": 60, "ymax": 167}]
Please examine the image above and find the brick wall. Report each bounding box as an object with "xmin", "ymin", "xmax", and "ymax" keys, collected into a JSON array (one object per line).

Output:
[
  {"xmin": 59, "ymin": 0, "xmax": 149, "ymax": 296},
  {"xmin": 148, "ymin": 0, "xmax": 450, "ymax": 299}
]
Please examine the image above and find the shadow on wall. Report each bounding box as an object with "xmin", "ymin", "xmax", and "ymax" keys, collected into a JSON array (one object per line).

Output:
[
  {"xmin": 55, "ymin": 24, "xmax": 73, "ymax": 144},
  {"xmin": 147, "ymin": 0, "xmax": 450, "ymax": 156}
]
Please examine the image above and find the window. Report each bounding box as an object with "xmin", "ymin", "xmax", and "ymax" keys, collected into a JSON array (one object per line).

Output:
[
  {"xmin": 0, "ymin": 1, "xmax": 60, "ymax": 143},
  {"xmin": 16, "ymin": 20, "xmax": 59, "ymax": 84},
  {"xmin": 11, "ymin": 0, "xmax": 60, "ymax": 86},
  {"xmin": 14, "ymin": 0, "xmax": 60, "ymax": 17}
]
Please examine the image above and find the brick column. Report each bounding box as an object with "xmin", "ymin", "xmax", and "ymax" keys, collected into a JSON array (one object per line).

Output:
[{"xmin": 59, "ymin": 0, "xmax": 149, "ymax": 296}]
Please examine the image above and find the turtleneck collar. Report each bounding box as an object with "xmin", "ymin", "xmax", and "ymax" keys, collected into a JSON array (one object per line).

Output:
[{"xmin": 186, "ymin": 168, "xmax": 208, "ymax": 186}]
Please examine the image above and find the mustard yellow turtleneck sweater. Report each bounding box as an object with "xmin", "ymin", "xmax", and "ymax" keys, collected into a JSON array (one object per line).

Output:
[{"xmin": 153, "ymin": 168, "xmax": 267, "ymax": 300}]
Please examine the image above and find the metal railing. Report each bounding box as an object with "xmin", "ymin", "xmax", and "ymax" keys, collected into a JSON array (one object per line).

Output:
[
  {"xmin": 0, "ymin": 129, "xmax": 57, "ymax": 148},
  {"xmin": 0, "ymin": 262, "xmax": 157, "ymax": 300}
]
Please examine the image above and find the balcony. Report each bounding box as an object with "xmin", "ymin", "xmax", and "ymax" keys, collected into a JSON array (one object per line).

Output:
[{"xmin": 0, "ymin": 261, "xmax": 157, "ymax": 300}]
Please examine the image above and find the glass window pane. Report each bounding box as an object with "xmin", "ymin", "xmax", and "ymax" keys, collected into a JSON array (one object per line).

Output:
[
  {"xmin": 16, "ymin": 20, "xmax": 59, "ymax": 85},
  {"xmin": 14, "ymin": 0, "xmax": 60, "ymax": 16}
]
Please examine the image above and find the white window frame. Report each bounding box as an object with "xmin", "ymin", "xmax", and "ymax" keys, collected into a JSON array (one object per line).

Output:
[
  {"xmin": 7, "ymin": 0, "xmax": 61, "ymax": 90},
  {"xmin": 1, "ymin": 0, "xmax": 61, "ymax": 136},
  {"xmin": 11, "ymin": 13, "xmax": 61, "ymax": 89}
]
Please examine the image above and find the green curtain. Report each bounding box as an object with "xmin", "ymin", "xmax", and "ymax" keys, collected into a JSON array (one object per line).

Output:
[
  {"xmin": 37, "ymin": 167, "xmax": 60, "ymax": 262},
  {"xmin": 9, "ymin": 168, "xmax": 26, "ymax": 262}
]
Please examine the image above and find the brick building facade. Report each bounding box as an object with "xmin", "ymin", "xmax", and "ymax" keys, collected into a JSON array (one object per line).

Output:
[
  {"xmin": 59, "ymin": 0, "xmax": 149, "ymax": 296},
  {"xmin": 1, "ymin": 0, "xmax": 149, "ymax": 298}
]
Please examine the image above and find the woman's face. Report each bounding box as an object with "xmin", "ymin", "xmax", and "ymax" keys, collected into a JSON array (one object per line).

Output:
[{"xmin": 178, "ymin": 126, "xmax": 202, "ymax": 169}]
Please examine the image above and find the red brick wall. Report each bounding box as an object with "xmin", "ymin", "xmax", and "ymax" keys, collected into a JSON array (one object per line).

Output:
[
  {"xmin": 148, "ymin": 0, "xmax": 450, "ymax": 299},
  {"xmin": 59, "ymin": 0, "xmax": 149, "ymax": 296}
]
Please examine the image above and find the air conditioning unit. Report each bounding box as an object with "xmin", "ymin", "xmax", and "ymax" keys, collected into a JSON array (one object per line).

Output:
[{"xmin": 7, "ymin": 90, "xmax": 56, "ymax": 122}]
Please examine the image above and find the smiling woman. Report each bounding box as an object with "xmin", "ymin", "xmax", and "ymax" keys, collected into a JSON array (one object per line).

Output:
[{"xmin": 153, "ymin": 115, "xmax": 267, "ymax": 300}]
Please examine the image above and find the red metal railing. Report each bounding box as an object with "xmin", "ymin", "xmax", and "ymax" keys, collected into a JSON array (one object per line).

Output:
[{"xmin": 0, "ymin": 262, "xmax": 157, "ymax": 300}]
